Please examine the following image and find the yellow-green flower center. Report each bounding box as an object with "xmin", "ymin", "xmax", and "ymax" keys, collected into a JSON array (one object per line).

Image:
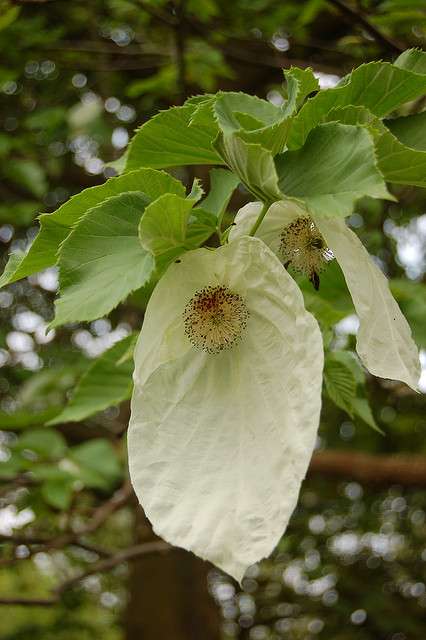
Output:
[
  {"xmin": 183, "ymin": 285, "xmax": 249, "ymax": 354},
  {"xmin": 279, "ymin": 217, "xmax": 334, "ymax": 289}
]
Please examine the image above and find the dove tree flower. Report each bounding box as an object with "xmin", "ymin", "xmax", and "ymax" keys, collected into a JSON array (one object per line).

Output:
[
  {"xmin": 128, "ymin": 235, "xmax": 324, "ymax": 582},
  {"xmin": 0, "ymin": 50, "xmax": 424, "ymax": 588},
  {"xmin": 230, "ymin": 201, "xmax": 420, "ymax": 390}
]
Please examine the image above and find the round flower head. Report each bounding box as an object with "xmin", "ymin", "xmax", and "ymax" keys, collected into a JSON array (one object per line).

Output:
[
  {"xmin": 279, "ymin": 216, "xmax": 334, "ymax": 290},
  {"xmin": 128, "ymin": 236, "xmax": 324, "ymax": 582},
  {"xmin": 183, "ymin": 285, "xmax": 249, "ymax": 353},
  {"xmin": 230, "ymin": 202, "xmax": 420, "ymax": 390}
]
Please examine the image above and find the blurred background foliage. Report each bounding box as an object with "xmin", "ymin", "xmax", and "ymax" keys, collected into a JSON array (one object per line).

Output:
[{"xmin": 0, "ymin": 0, "xmax": 426, "ymax": 639}]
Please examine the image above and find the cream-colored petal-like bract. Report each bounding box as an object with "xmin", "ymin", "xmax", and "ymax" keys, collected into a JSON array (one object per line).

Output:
[
  {"xmin": 229, "ymin": 200, "xmax": 305, "ymax": 254},
  {"xmin": 128, "ymin": 236, "xmax": 323, "ymax": 582},
  {"xmin": 315, "ymin": 216, "xmax": 420, "ymax": 390},
  {"xmin": 230, "ymin": 202, "xmax": 419, "ymax": 389}
]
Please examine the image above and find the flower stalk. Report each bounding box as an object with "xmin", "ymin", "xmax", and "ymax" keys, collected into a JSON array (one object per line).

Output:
[{"xmin": 248, "ymin": 201, "xmax": 271, "ymax": 237}]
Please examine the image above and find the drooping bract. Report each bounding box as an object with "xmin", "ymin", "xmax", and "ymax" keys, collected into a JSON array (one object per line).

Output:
[
  {"xmin": 128, "ymin": 236, "xmax": 324, "ymax": 581},
  {"xmin": 230, "ymin": 202, "xmax": 420, "ymax": 390}
]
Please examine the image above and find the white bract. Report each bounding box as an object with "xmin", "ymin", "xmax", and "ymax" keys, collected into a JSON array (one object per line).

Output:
[
  {"xmin": 230, "ymin": 202, "xmax": 420, "ymax": 390},
  {"xmin": 128, "ymin": 236, "xmax": 323, "ymax": 582}
]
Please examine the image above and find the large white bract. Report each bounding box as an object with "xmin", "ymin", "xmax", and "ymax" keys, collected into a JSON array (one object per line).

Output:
[
  {"xmin": 230, "ymin": 202, "xmax": 420, "ymax": 390},
  {"xmin": 128, "ymin": 236, "xmax": 324, "ymax": 582}
]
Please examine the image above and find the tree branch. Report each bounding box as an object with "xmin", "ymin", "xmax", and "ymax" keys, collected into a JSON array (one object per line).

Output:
[
  {"xmin": 0, "ymin": 596, "xmax": 58, "ymax": 606},
  {"xmin": 77, "ymin": 480, "xmax": 133, "ymax": 535},
  {"xmin": 327, "ymin": 0, "xmax": 403, "ymax": 54},
  {"xmin": 54, "ymin": 541, "xmax": 170, "ymax": 595},
  {"xmin": 310, "ymin": 450, "xmax": 426, "ymax": 486}
]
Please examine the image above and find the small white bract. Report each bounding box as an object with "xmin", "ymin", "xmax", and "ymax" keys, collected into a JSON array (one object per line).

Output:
[
  {"xmin": 230, "ymin": 201, "xmax": 420, "ymax": 390},
  {"xmin": 183, "ymin": 285, "xmax": 249, "ymax": 353},
  {"xmin": 128, "ymin": 236, "xmax": 324, "ymax": 582}
]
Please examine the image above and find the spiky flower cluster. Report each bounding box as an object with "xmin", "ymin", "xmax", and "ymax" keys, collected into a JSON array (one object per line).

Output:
[
  {"xmin": 183, "ymin": 285, "xmax": 249, "ymax": 354},
  {"xmin": 279, "ymin": 217, "xmax": 334, "ymax": 289}
]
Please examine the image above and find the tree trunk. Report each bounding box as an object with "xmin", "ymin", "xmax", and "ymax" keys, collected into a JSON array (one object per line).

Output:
[{"xmin": 125, "ymin": 507, "xmax": 221, "ymax": 640}]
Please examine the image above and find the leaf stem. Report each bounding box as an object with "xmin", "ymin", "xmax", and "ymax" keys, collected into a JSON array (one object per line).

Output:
[{"xmin": 248, "ymin": 201, "xmax": 271, "ymax": 237}]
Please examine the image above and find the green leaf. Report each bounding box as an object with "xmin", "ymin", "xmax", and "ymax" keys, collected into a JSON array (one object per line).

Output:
[
  {"xmin": 0, "ymin": 200, "xmax": 40, "ymax": 226},
  {"xmin": 0, "ymin": 407, "xmax": 62, "ymax": 430},
  {"xmin": 243, "ymin": 119, "xmax": 293, "ymax": 156},
  {"xmin": 41, "ymin": 476, "xmax": 75, "ymax": 510},
  {"xmin": 51, "ymin": 192, "xmax": 155, "ymax": 328},
  {"xmin": 324, "ymin": 351, "xmax": 382, "ymax": 433},
  {"xmin": 14, "ymin": 428, "xmax": 67, "ymax": 460},
  {"xmin": 186, "ymin": 208, "xmax": 217, "ymax": 247},
  {"xmin": 139, "ymin": 193, "xmax": 194, "ymax": 259},
  {"xmin": 25, "ymin": 107, "xmax": 67, "ymax": 131},
  {"xmin": 214, "ymin": 91, "xmax": 292, "ymax": 154},
  {"xmin": 214, "ymin": 92, "xmax": 284, "ymax": 134},
  {"xmin": 0, "ymin": 5, "xmax": 20, "ymax": 31},
  {"xmin": 125, "ymin": 103, "xmax": 223, "ymax": 170},
  {"xmin": 351, "ymin": 397, "xmax": 382, "ymax": 434},
  {"xmin": 126, "ymin": 65, "xmax": 177, "ymax": 98},
  {"xmin": 284, "ymin": 66, "xmax": 319, "ymax": 113},
  {"xmin": 4, "ymin": 159, "xmax": 47, "ymax": 198},
  {"xmin": 321, "ymin": 106, "xmax": 426, "ymax": 188},
  {"xmin": 375, "ymin": 128, "xmax": 426, "ymax": 187},
  {"xmin": 32, "ymin": 465, "xmax": 74, "ymax": 482},
  {"xmin": 200, "ymin": 168, "xmax": 239, "ymax": 222},
  {"xmin": 68, "ymin": 439, "xmax": 121, "ymax": 490},
  {"xmin": 394, "ymin": 48, "xmax": 426, "ymax": 74},
  {"xmin": 324, "ymin": 354, "xmax": 357, "ymax": 415},
  {"xmin": 48, "ymin": 334, "xmax": 136, "ymax": 425},
  {"xmin": 0, "ymin": 451, "xmax": 25, "ymax": 478},
  {"xmin": 0, "ymin": 168, "xmax": 184, "ymax": 289},
  {"xmin": 385, "ymin": 111, "xmax": 426, "ymax": 151},
  {"xmin": 214, "ymin": 133, "xmax": 282, "ymax": 201},
  {"xmin": 330, "ymin": 350, "xmax": 365, "ymax": 385},
  {"xmin": 289, "ymin": 57, "xmax": 426, "ymax": 148},
  {"xmin": 139, "ymin": 193, "xmax": 214, "ymax": 271},
  {"xmin": 188, "ymin": 94, "xmax": 217, "ymax": 129},
  {"xmin": 300, "ymin": 260, "xmax": 353, "ymax": 314},
  {"xmin": 0, "ymin": 251, "xmax": 26, "ymax": 289},
  {"xmin": 276, "ymin": 123, "xmax": 393, "ymax": 218},
  {"xmin": 323, "ymin": 104, "xmax": 383, "ymax": 130},
  {"xmin": 303, "ymin": 291, "xmax": 349, "ymax": 328}
]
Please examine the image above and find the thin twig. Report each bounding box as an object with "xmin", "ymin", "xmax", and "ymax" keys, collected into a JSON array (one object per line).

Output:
[
  {"xmin": 182, "ymin": 15, "xmax": 343, "ymax": 75},
  {"xmin": 0, "ymin": 533, "xmax": 49, "ymax": 545},
  {"xmin": 0, "ymin": 596, "xmax": 59, "ymax": 606},
  {"xmin": 71, "ymin": 541, "xmax": 112, "ymax": 557},
  {"xmin": 12, "ymin": 0, "xmax": 60, "ymax": 4},
  {"xmin": 0, "ymin": 535, "xmax": 112, "ymax": 568},
  {"xmin": 0, "ymin": 541, "xmax": 170, "ymax": 606},
  {"xmin": 77, "ymin": 480, "xmax": 133, "ymax": 536},
  {"xmin": 327, "ymin": 0, "xmax": 403, "ymax": 54},
  {"xmin": 137, "ymin": 0, "xmax": 178, "ymax": 26},
  {"xmin": 42, "ymin": 42, "xmax": 169, "ymax": 58},
  {"xmin": 0, "ymin": 481, "xmax": 133, "ymax": 566},
  {"xmin": 54, "ymin": 541, "xmax": 170, "ymax": 595}
]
